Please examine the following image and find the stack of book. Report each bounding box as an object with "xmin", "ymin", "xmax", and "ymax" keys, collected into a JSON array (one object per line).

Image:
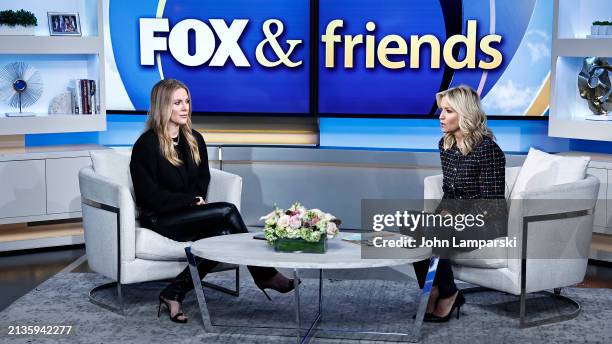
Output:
[{"xmin": 71, "ymin": 79, "xmax": 99, "ymax": 114}]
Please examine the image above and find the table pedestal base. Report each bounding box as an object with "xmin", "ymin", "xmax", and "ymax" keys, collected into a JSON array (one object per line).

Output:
[{"xmin": 185, "ymin": 247, "xmax": 438, "ymax": 343}]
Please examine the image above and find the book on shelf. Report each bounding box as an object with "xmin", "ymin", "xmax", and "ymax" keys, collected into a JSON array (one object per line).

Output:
[
  {"xmin": 71, "ymin": 79, "xmax": 98, "ymax": 115},
  {"xmin": 72, "ymin": 80, "xmax": 81, "ymax": 114}
]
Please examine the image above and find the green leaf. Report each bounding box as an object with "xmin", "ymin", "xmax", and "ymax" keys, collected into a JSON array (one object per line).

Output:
[{"xmin": 0, "ymin": 9, "xmax": 37, "ymax": 27}]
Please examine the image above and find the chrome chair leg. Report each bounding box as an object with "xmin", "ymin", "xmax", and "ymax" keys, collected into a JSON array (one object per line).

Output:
[
  {"xmin": 461, "ymin": 287, "xmax": 581, "ymax": 328},
  {"xmin": 89, "ymin": 282, "xmax": 125, "ymax": 315}
]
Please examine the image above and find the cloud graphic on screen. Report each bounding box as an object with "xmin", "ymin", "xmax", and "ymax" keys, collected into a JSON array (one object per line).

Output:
[
  {"xmin": 485, "ymin": 80, "xmax": 535, "ymax": 113},
  {"xmin": 525, "ymin": 29, "xmax": 550, "ymax": 63}
]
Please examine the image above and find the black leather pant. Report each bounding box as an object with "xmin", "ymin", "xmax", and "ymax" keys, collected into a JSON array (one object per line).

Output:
[
  {"xmin": 403, "ymin": 207, "xmax": 506, "ymax": 299},
  {"xmin": 413, "ymin": 259, "xmax": 457, "ymax": 298},
  {"xmin": 142, "ymin": 202, "xmax": 278, "ymax": 302}
]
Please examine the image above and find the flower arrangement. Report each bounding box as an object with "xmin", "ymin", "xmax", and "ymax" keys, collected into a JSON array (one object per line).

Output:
[{"xmin": 260, "ymin": 202, "xmax": 340, "ymax": 247}]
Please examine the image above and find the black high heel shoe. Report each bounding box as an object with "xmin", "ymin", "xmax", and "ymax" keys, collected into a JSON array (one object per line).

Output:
[
  {"xmin": 424, "ymin": 291, "xmax": 465, "ymax": 323},
  {"xmin": 412, "ymin": 312, "xmax": 435, "ymax": 320},
  {"xmin": 158, "ymin": 295, "xmax": 188, "ymax": 323},
  {"xmin": 254, "ymin": 273, "xmax": 299, "ymax": 301}
]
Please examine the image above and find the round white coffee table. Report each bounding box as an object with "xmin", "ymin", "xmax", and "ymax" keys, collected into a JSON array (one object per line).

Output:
[{"xmin": 186, "ymin": 232, "xmax": 438, "ymax": 343}]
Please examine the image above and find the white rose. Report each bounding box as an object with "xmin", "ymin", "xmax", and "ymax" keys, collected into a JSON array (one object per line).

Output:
[
  {"xmin": 259, "ymin": 210, "xmax": 275, "ymax": 221},
  {"xmin": 297, "ymin": 208, "xmax": 306, "ymax": 218},
  {"xmin": 277, "ymin": 214, "xmax": 290, "ymax": 229},
  {"xmin": 310, "ymin": 209, "xmax": 323, "ymax": 216},
  {"xmin": 326, "ymin": 222, "xmax": 338, "ymax": 237}
]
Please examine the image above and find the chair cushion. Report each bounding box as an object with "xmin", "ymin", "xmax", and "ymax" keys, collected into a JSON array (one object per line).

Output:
[
  {"xmin": 135, "ymin": 227, "xmax": 191, "ymax": 261},
  {"xmin": 450, "ymin": 242, "xmax": 508, "ymax": 269},
  {"xmin": 510, "ymin": 148, "xmax": 590, "ymax": 199},
  {"xmin": 90, "ymin": 149, "xmax": 135, "ymax": 200}
]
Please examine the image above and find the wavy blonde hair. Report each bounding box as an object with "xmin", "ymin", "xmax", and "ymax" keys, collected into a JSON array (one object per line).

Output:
[
  {"xmin": 146, "ymin": 79, "xmax": 201, "ymax": 166},
  {"xmin": 436, "ymin": 85, "xmax": 494, "ymax": 155}
]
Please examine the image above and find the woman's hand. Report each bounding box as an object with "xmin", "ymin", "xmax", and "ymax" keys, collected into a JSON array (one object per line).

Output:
[
  {"xmin": 195, "ymin": 196, "xmax": 206, "ymax": 206},
  {"xmin": 438, "ymin": 209, "xmax": 452, "ymax": 217}
]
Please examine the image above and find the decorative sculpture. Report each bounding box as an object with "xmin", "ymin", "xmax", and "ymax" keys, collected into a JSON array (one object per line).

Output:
[
  {"xmin": 578, "ymin": 57, "xmax": 611, "ymax": 115},
  {"xmin": 0, "ymin": 62, "xmax": 43, "ymax": 116}
]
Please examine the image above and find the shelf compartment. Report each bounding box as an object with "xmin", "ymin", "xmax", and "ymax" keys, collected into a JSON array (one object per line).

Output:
[
  {"xmin": 0, "ymin": 114, "xmax": 106, "ymax": 135},
  {"xmin": 0, "ymin": 36, "xmax": 101, "ymax": 54},
  {"xmin": 557, "ymin": 0, "xmax": 612, "ymax": 39},
  {"xmin": 555, "ymin": 39, "xmax": 612, "ymax": 57}
]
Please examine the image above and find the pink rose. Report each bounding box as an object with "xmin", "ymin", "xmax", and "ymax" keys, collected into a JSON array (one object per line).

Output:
[{"xmin": 289, "ymin": 215, "xmax": 302, "ymax": 229}]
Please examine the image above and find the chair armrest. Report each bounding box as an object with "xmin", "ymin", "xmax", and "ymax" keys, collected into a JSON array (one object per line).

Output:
[
  {"xmin": 207, "ymin": 168, "xmax": 243, "ymax": 211},
  {"xmin": 423, "ymin": 174, "xmax": 443, "ymax": 213},
  {"xmin": 516, "ymin": 175, "xmax": 599, "ymax": 218},
  {"xmin": 79, "ymin": 166, "xmax": 128, "ymax": 209},
  {"xmin": 78, "ymin": 166, "xmax": 136, "ymax": 273},
  {"xmin": 424, "ymin": 174, "xmax": 443, "ymax": 199}
]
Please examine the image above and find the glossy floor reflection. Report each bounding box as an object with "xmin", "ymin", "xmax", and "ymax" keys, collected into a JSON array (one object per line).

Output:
[{"xmin": 0, "ymin": 245, "xmax": 85, "ymax": 311}]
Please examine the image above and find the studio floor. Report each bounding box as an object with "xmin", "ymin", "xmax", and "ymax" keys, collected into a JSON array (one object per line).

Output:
[
  {"xmin": 3, "ymin": 244, "xmax": 612, "ymax": 313},
  {"xmin": 1, "ymin": 244, "xmax": 612, "ymax": 344}
]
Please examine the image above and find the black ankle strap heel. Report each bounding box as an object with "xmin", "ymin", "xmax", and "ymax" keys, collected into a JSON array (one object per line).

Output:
[{"xmin": 158, "ymin": 295, "xmax": 188, "ymax": 323}]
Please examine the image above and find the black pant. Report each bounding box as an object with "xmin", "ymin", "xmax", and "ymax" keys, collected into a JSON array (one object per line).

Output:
[
  {"xmin": 413, "ymin": 259, "xmax": 457, "ymax": 298},
  {"xmin": 403, "ymin": 205, "xmax": 507, "ymax": 299},
  {"xmin": 400, "ymin": 211, "xmax": 461, "ymax": 299},
  {"xmin": 143, "ymin": 202, "xmax": 278, "ymax": 302}
]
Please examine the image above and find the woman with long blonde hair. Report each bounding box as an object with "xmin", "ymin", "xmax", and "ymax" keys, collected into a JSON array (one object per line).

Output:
[
  {"xmin": 130, "ymin": 79, "xmax": 295, "ymax": 324},
  {"xmin": 413, "ymin": 85, "xmax": 506, "ymax": 323}
]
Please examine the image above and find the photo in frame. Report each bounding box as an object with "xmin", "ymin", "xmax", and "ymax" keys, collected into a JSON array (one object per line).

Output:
[{"xmin": 47, "ymin": 12, "xmax": 81, "ymax": 36}]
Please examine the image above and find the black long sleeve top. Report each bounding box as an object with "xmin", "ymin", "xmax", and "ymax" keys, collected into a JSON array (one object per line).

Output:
[
  {"xmin": 130, "ymin": 129, "xmax": 211, "ymax": 215},
  {"xmin": 438, "ymin": 136, "xmax": 506, "ymax": 200},
  {"xmin": 436, "ymin": 136, "xmax": 508, "ymax": 232}
]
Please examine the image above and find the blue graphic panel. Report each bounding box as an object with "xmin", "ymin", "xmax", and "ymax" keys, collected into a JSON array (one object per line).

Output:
[
  {"xmin": 107, "ymin": 0, "xmax": 550, "ymax": 116},
  {"xmin": 318, "ymin": 0, "xmax": 445, "ymax": 115},
  {"xmin": 110, "ymin": 0, "xmax": 310, "ymax": 113},
  {"xmin": 318, "ymin": 0, "xmax": 543, "ymax": 116}
]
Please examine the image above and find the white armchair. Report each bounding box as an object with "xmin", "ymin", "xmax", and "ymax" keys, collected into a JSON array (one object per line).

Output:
[
  {"xmin": 78, "ymin": 150, "xmax": 243, "ymax": 314},
  {"xmin": 424, "ymin": 163, "xmax": 599, "ymax": 327}
]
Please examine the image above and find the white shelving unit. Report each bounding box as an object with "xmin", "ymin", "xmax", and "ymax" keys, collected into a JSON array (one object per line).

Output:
[
  {"xmin": 550, "ymin": 1, "xmax": 612, "ymax": 262},
  {"xmin": 549, "ymin": 0, "xmax": 612, "ymax": 141},
  {"xmin": 0, "ymin": 36, "xmax": 101, "ymax": 54},
  {"xmin": 0, "ymin": 0, "xmax": 106, "ymax": 133},
  {"xmin": 0, "ymin": 114, "xmax": 106, "ymax": 135},
  {"xmin": 0, "ymin": 0, "xmax": 106, "ymax": 251},
  {"xmin": 561, "ymin": 152, "xmax": 612, "ymax": 262}
]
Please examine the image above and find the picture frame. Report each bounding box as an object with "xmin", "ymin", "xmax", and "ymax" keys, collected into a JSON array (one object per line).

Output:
[{"xmin": 47, "ymin": 12, "xmax": 81, "ymax": 36}]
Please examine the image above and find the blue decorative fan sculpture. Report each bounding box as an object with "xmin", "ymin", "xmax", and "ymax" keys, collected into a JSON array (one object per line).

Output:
[{"xmin": 0, "ymin": 62, "xmax": 43, "ymax": 116}]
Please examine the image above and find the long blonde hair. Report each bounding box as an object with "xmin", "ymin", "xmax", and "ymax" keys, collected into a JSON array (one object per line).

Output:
[
  {"xmin": 146, "ymin": 79, "xmax": 201, "ymax": 166},
  {"xmin": 436, "ymin": 85, "xmax": 494, "ymax": 155}
]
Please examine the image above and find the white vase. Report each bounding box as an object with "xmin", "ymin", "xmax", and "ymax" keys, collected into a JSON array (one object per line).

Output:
[{"xmin": 0, "ymin": 25, "xmax": 35, "ymax": 35}]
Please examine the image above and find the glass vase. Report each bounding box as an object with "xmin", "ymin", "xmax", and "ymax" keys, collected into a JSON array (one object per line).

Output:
[{"xmin": 273, "ymin": 236, "xmax": 327, "ymax": 253}]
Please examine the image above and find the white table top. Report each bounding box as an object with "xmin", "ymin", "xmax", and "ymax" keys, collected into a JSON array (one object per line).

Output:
[{"xmin": 190, "ymin": 232, "xmax": 432, "ymax": 269}]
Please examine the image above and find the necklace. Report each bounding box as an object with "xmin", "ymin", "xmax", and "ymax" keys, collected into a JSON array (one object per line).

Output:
[{"xmin": 172, "ymin": 134, "xmax": 179, "ymax": 146}]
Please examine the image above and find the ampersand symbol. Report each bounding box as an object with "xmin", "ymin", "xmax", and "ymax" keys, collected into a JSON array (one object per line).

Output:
[{"xmin": 256, "ymin": 19, "xmax": 303, "ymax": 68}]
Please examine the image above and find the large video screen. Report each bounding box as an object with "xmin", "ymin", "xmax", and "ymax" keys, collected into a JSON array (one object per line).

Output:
[
  {"xmin": 105, "ymin": 0, "xmax": 310, "ymax": 114},
  {"xmin": 318, "ymin": 0, "xmax": 551, "ymax": 116},
  {"xmin": 105, "ymin": 0, "xmax": 551, "ymax": 116}
]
